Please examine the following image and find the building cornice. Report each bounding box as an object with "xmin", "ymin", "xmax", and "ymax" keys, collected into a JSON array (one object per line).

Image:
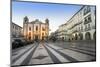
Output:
[{"xmin": 12, "ymin": 22, "xmax": 22, "ymax": 28}]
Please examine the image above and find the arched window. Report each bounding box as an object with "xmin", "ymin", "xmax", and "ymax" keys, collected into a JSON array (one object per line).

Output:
[
  {"xmin": 79, "ymin": 33, "xmax": 83, "ymax": 40},
  {"xmin": 88, "ymin": 24, "xmax": 91, "ymax": 30},
  {"xmin": 36, "ymin": 26, "xmax": 38, "ymax": 31},
  {"xmin": 84, "ymin": 9, "xmax": 87, "ymax": 15},
  {"xmin": 87, "ymin": 6, "xmax": 91, "ymax": 12},
  {"xmin": 29, "ymin": 32, "xmax": 31, "ymax": 40},
  {"xmin": 88, "ymin": 15, "xmax": 92, "ymax": 22},
  {"xmin": 29, "ymin": 27, "xmax": 31, "ymax": 31},
  {"xmin": 74, "ymin": 34, "xmax": 78, "ymax": 40},
  {"xmin": 42, "ymin": 27, "xmax": 45, "ymax": 31},
  {"xmin": 42, "ymin": 33, "xmax": 44, "ymax": 36},
  {"xmin": 84, "ymin": 18, "xmax": 88, "ymax": 24},
  {"xmin": 85, "ymin": 32, "xmax": 91, "ymax": 40}
]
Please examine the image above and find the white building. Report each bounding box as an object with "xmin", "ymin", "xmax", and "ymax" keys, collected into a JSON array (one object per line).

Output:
[
  {"xmin": 57, "ymin": 5, "xmax": 96, "ymax": 41},
  {"xmin": 11, "ymin": 22, "xmax": 22, "ymax": 38},
  {"xmin": 57, "ymin": 24, "xmax": 68, "ymax": 41},
  {"xmin": 23, "ymin": 16, "xmax": 49, "ymax": 41}
]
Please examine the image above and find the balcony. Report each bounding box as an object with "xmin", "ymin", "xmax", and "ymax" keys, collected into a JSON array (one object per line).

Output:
[
  {"xmin": 84, "ymin": 14, "xmax": 92, "ymax": 24},
  {"xmin": 85, "ymin": 27, "xmax": 91, "ymax": 31},
  {"xmin": 72, "ymin": 30, "xmax": 78, "ymax": 34},
  {"xmin": 69, "ymin": 22, "xmax": 82, "ymax": 30}
]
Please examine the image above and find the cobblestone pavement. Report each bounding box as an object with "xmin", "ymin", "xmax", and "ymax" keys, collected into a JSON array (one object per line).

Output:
[{"xmin": 11, "ymin": 41, "xmax": 96, "ymax": 66}]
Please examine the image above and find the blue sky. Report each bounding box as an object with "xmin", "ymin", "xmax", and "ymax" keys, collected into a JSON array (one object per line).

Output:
[{"xmin": 12, "ymin": 1, "xmax": 82, "ymax": 33}]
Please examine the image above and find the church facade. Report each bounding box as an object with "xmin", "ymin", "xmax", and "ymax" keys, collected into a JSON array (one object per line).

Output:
[{"xmin": 23, "ymin": 16, "xmax": 49, "ymax": 41}]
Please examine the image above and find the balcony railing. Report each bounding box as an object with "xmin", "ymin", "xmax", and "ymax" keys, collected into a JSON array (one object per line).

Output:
[
  {"xmin": 69, "ymin": 22, "xmax": 82, "ymax": 30},
  {"xmin": 72, "ymin": 30, "xmax": 78, "ymax": 34},
  {"xmin": 85, "ymin": 27, "xmax": 91, "ymax": 31}
]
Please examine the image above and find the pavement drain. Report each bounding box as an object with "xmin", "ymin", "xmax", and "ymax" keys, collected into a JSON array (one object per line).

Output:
[{"xmin": 32, "ymin": 54, "xmax": 48, "ymax": 60}]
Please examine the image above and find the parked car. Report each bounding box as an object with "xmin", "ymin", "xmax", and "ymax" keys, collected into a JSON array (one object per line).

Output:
[{"xmin": 12, "ymin": 38, "xmax": 25, "ymax": 49}]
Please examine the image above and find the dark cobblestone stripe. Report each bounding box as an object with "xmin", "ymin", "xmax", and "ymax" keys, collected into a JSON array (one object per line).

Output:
[
  {"xmin": 43, "ymin": 44, "xmax": 61, "ymax": 64},
  {"xmin": 67, "ymin": 48, "xmax": 96, "ymax": 57},
  {"xmin": 12, "ymin": 45, "xmax": 35, "ymax": 64},
  {"xmin": 46, "ymin": 44, "xmax": 78, "ymax": 62},
  {"xmin": 71, "ymin": 47, "xmax": 96, "ymax": 53},
  {"xmin": 21, "ymin": 44, "xmax": 39, "ymax": 65}
]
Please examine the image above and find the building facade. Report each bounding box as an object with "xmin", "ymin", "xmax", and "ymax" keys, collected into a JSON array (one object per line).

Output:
[
  {"xmin": 23, "ymin": 16, "xmax": 49, "ymax": 41},
  {"xmin": 57, "ymin": 5, "xmax": 96, "ymax": 41},
  {"xmin": 11, "ymin": 22, "xmax": 22, "ymax": 38},
  {"xmin": 56, "ymin": 24, "xmax": 68, "ymax": 41}
]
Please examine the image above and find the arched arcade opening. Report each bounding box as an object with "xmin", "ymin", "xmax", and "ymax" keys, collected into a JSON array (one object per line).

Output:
[{"xmin": 85, "ymin": 32, "xmax": 91, "ymax": 40}]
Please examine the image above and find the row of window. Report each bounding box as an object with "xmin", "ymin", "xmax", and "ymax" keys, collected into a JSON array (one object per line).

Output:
[
  {"xmin": 13, "ymin": 25, "xmax": 20, "ymax": 30},
  {"xmin": 78, "ymin": 26, "xmax": 83, "ymax": 31},
  {"xmin": 73, "ymin": 15, "xmax": 91, "ymax": 31},
  {"xmin": 78, "ymin": 24, "xmax": 91, "ymax": 32},
  {"xmin": 85, "ymin": 24, "xmax": 91, "ymax": 31},
  {"xmin": 84, "ymin": 14, "xmax": 92, "ymax": 24},
  {"xmin": 70, "ymin": 21, "xmax": 82, "ymax": 30},
  {"xmin": 28, "ymin": 36, "xmax": 45, "ymax": 40},
  {"xmin": 28, "ymin": 32, "xmax": 45, "ymax": 36},
  {"xmin": 29, "ymin": 26, "xmax": 46, "ymax": 31}
]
